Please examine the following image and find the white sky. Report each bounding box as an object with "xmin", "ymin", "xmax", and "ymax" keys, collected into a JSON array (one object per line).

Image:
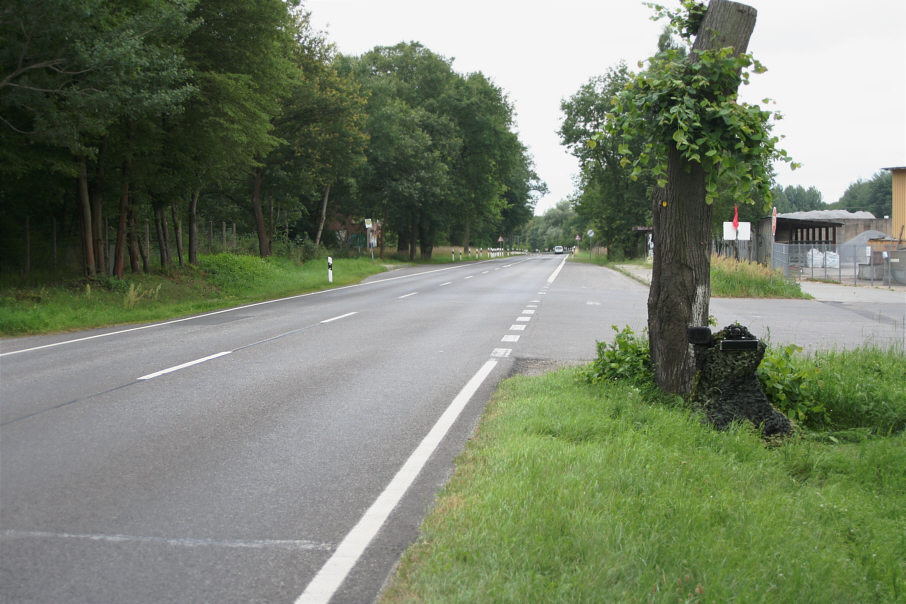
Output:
[{"xmin": 307, "ymin": 0, "xmax": 906, "ymax": 215}]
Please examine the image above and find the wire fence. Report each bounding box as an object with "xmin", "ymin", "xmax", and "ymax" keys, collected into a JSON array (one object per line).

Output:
[{"xmin": 769, "ymin": 242, "xmax": 904, "ymax": 286}]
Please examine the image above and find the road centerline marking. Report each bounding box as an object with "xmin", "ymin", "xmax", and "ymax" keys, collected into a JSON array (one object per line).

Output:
[
  {"xmin": 137, "ymin": 351, "xmax": 232, "ymax": 381},
  {"xmin": 398, "ymin": 292, "xmax": 418, "ymax": 299},
  {"xmin": 321, "ymin": 312, "xmax": 358, "ymax": 324}
]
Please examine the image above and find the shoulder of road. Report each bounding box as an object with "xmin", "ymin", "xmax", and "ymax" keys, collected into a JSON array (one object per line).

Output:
[{"xmin": 613, "ymin": 263, "xmax": 906, "ymax": 304}]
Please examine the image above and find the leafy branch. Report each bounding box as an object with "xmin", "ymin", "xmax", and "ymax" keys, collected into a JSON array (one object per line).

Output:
[{"xmin": 602, "ymin": 2, "xmax": 798, "ymax": 206}]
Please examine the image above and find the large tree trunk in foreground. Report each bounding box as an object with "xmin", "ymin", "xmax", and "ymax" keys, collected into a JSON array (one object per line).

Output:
[{"xmin": 649, "ymin": 0, "xmax": 757, "ymax": 394}]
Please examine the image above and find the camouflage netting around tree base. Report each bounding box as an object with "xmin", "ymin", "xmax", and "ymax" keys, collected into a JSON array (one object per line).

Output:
[{"xmin": 690, "ymin": 325, "xmax": 792, "ymax": 437}]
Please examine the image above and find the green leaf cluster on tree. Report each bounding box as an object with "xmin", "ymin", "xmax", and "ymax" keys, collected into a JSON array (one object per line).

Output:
[
  {"xmin": 340, "ymin": 42, "xmax": 544, "ymax": 260},
  {"xmin": 560, "ymin": 64, "xmax": 654, "ymax": 258},
  {"xmin": 1, "ymin": 0, "xmax": 370, "ymax": 276},
  {"xmin": 2, "ymin": 10, "xmax": 540, "ymax": 276}
]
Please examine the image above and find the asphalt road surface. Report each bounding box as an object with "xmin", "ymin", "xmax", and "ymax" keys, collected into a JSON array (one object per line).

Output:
[
  {"xmin": 1, "ymin": 255, "xmax": 638, "ymax": 604},
  {"xmin": 2, "ymin": 256, "xmax": 901, "ymax": 603}
]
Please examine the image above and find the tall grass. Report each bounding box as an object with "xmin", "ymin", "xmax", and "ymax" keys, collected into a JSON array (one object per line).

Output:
[
  {"xmin": 0, "ymin": 254, "xmax": 394, "ymax": 336},
  {"xmin": 383, "ymin": 368, "xmax": 906, "ymax": 603},
  {"xmin": 711, "ymin": 254, "xmax": 808, "ymax": 298}
]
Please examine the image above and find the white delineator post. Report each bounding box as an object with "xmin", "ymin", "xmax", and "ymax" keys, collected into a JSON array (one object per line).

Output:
[{"xmin": 327, "ymin": 256, "xmax": 333, "ymax": 284}]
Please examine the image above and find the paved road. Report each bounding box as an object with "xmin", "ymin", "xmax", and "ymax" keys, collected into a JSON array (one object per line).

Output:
[
  {"xmin": 618, "ymin": 264, "xmax": 905, "ymax": 350},
  {"xmin": 2, "ymin": 258, "xmax": 901, "ymax": 604},
  {"xmin": 1, "ymin": 255, "xmax": 632, "ymax": 604}
]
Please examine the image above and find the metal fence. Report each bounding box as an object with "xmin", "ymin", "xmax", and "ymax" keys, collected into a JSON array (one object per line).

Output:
[{"xmin": 770, "ymin": 242, "xmax": 901, "ymax": 286}]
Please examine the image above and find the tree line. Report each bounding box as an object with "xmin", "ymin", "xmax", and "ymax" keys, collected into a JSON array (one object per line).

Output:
[
  {"xmin": 557, "ymin": 53, "xmax": 893, "ymax": 259},
  {"xmin": 0, "ymin": 0, "xmax": 543, "ymax": 277}
]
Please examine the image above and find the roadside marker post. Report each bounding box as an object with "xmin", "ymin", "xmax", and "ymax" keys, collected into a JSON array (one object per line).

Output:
[{"xmin": 328, "ymin": 256, "xmax": 333, "ymax": 284}]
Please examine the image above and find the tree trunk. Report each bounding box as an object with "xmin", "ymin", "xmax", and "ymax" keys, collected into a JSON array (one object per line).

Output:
[
  {"xmin": 648, "ymin": 0, "xmax": 756, "ymax": 395},
  {"xmin": 188, "ymin": 188, "xmax": 200, "ymax": 265},
  {"xmin": 136, "ymin": 219, "xmax": 149, "ymax": 273},
  {"xmin": 113, "ymin": 159, "xmax": 131, "ymax": 278},
  {"xmin": 648, "ymin": 154, "xmax": 712, "ymax": 394},
  {"xmin": 91, "ymin": 143, "xmax": 106, "ymax": 275},
  {"xmin": 23, "ymin": 215, "xmax": 30, "ymax": 275},
  {"xmin": 314, "ymin": 183, "xmax": 331, "ymax": 247},
  {"xmin": 52, "ymin": 216, "xmax": 57, "ymax": 271},
  {"xmin": 78, "ymin": 157, "xmax": 96, "ymax": 278},
  {"xmin": 127, "ymin": 207, "xmax": 140, "ymax": 273},
  {"xmin": 171, "ymin": 204, "xmax": 184, "ymax": 266},
  {"xmin": 462, "ymin": 215, "xmax": 472, "ymax": 255},
  {"xmin": 155, "ymin": 205, "xmax": 171, "ymax": 268},
  {"xmin": 251, "ymin": 169, "xmax": 270, "ymax": 257},
  {"xmin": 419, "ymin": 220, "xmax": 435, "ymax": 260}
]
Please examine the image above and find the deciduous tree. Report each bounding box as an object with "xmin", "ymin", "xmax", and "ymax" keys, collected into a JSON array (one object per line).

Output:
[{"xmin": 607, "ymin": 0, "xmax": 794, "ymax": 394}]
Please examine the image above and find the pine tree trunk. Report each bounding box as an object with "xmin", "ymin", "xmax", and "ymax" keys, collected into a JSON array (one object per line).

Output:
[
  {"xmin": 648, "ymin": 0, "xmax": 757, "ymax": 395},
  {"xmin": 23, "ymin": 215, "xmax": 30, "ymax": 275},
  {"xmin": 91, "ymin": 144, "xmax": 106, "ymax": 276},
  {"xmin": 314, "ymin": 183, "xmax": 331, "ymax": 247},
  {"xmin": 78, "ymin": 157, "xmax": 96, "ymax": 278},
  {"xmin": 188, "ymin": 188, "xmax": 200, "ymax": 265},
  {"xmin": 127, "ymin": 207, "xmax": 140, "ymax": 273},
  {"xmin": 251, "ymin": 169, "xmax": 270, "ymax": 257},
  {"xmin": 171, "ymin": 205, "xmax": 184, "ymax": 266},
  {"xmin": 113, "ymin": 159, "xmax": 130, "ymax": 278},
  {"xmin": 155, "ymin": 206, "xmax": 171, "ymax": 268}
]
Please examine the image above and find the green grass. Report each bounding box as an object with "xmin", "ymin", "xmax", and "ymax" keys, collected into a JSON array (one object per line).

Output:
[
  {"xmin": 569, "ymin": 248, "xmax": 611, "ymax": 266},
  {"xmin": 0, "ymin": 254, "xmax": 397, "ymax": 336},
  {"xmin": 574, "ymin": 253, "xmax": 810, "ymax": 299},
  {"xmin": 710, "ymin": 255, "xmax": 809, "ymax": 298},
  {"xmin": 383, "ymin": 367, "xmax": 906, "ymax": 603}
]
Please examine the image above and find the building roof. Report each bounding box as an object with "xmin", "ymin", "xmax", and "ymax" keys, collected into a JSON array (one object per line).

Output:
[{"xmin": 779, "ymin": 210, "xmax": 876, "ymax": 220}]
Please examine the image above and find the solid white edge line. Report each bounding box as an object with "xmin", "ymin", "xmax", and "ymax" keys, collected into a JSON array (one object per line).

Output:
[
  {"xmin": 137, "ymin": 351, "xmax": 232, "ymax": 381},
  {"xmin": 546, "ymin": 256, "xmax": 567, "ymax": 284},
  {"xmin": 295, "ymin": 359, "xmax": 499, "ymax": 604},
  {"xmin": 320, "ymin": 312, "xmax": 358, "ymax": 324},
  {"xmin": 2, "ymin": 260, "xmax": 504, "ymax": 358}
]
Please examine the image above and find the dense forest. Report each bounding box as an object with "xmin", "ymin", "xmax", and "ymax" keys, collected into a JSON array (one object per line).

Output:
[{"xmin": 0, "ymin": 0, "xmax": 544, "ymax": 276}]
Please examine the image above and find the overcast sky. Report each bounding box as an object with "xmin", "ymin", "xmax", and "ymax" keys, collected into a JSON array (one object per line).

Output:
[{"xmin": 307, "ymin": 0, "xmax": 906, "ymax": 216}]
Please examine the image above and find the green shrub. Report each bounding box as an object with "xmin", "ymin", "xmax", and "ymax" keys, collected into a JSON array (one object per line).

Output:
[
  {"xmin": 585, "ymin": 325, "xmax": 652, "ymax": 387},
  {"xmin": 757, "ymin": 344, "xmax": 829, "ymax": 425},
  {"xmin": 757, "ymin": 344, "xmax": 906, "ymax": 433},
  {"xmin": 197, "ymin": 253, "xmax": 274, "ymax": 292}
]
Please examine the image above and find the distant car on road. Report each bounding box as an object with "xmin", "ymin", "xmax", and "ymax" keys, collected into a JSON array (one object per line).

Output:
[{"xmin": 553, "ymin": 245, "xmax": 564, "ymax": 254}]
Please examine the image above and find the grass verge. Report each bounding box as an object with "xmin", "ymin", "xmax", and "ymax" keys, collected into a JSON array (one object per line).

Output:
[
  {"xmin": 0, "ymin": 254, "xmax": 397, "ymax": 336},
  {"xmin": 383, "ymin": 357, "xmax": 905, "ymax": 602},
  {"xmin": 572, "ymin": 253, "xmax": 810, "ymax": 299}
]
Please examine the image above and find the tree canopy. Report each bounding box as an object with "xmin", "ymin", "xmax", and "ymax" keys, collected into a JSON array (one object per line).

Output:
[{"xmin": 1, "ymin": 4, "xmax": 540, "ymax": 276}]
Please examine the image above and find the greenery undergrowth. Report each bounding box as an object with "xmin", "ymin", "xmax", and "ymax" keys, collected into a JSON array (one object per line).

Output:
[
  {"xmin": 383, "ymin": 330, "xmax": 905, "ymax": 603},
  {"xmin": 0, "ymin": 253, "xmax": 397, "ymax": 336}
]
